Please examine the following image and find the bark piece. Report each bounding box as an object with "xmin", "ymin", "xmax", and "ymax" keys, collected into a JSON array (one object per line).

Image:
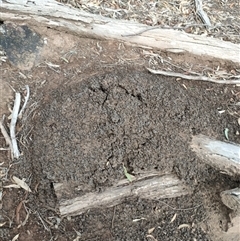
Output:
[
  {"xmin": 221, "ymin": 188, "xmax": 240, "ymax": 240},
  {"xmin": 54, "ymin": 173, "xmax": 190, "ymax": 217},
  {"xmin": 191, "ymin": 134, "xmax": 240, "ymax": 176},
  {"xmin": 221, "ymin": 188, "xmax": 240, "ymax": 213}
]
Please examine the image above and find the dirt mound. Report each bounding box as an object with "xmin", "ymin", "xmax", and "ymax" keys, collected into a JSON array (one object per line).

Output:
[
  {"xmin": 25, "ymin": 69, "xmax": 238, "ymax": 240},
  {"xmin": 32, "ymin": 70, "xmax": 227, "ymax": 187}
]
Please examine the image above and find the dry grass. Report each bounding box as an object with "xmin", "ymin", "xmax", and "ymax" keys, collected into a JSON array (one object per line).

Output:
[{"xmin": 58, "ymin": 0, "xmax": 240, "ymax": 44}]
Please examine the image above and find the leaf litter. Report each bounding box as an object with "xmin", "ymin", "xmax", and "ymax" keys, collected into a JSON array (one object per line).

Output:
[{"xmin": 58, "ymin": 0, "xmax": 240, "ymax": 44}]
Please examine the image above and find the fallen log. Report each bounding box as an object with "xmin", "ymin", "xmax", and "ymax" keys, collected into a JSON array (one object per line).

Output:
[
  {"xmin": 54, "ymin": 173, "xmax": 191, "ymax": 217},
  {"xmin": 1, "ymin": 0, "xmax": 240, "ymax": 64},
  {"xmin": 191, "ymin": 134, "xmax": 240, "ymax": 176}
]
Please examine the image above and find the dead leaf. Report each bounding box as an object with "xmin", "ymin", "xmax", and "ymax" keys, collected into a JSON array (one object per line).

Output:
[
  {"xmin": 224, "ymin": 128, "xmax": 229, "ymax": 140},
  {"xmin": 123, "ymin": 164, "xmax": 135, "ymax": 182},
  {"xmin": 12, "ymin": 234, "xmax": 19, "ymax": 241},
  {"xmin": 238, "ymin": 118, "xmax": 240, "ymax": 126},
  {"xmin": 170, "ymin": 213, "xmax": 177, "ymax": 223},
  {"xmin": 73, "ymin": 236, "xmax": 80, "ymax": 241},
  {"xmin": 16, "ymin": 201, "xmax": 24, "ymax": 224},
  {"xmin": 12, "ymin": 176, "xmax": 31, "ymax": 192},
  {"xmin": 178, "ymin": 223, "xmax": 191, "ymax": 229},
  {"xmin": 148, "ymin": 227, "xmax": 155, "ymax": 234},
  {"xmin": 133, "ymin": 217, "xmax": 146, "ymax": 222},
  {"xmin": 0, "ymin": 222, "xmax": 6, "ymax": 227},
  {"xmin": 146, "ymin": 234, "xmax": 158, "ymax": 241},
  {"xmin": 218, "ymin": 110, "xmax": 225, "ymax": 114},
  {"xmin": 133, "ymin": 219, "xmax": 141, "ymax": 222}
]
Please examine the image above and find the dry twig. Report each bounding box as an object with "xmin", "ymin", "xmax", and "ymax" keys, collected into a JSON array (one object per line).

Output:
[
  {"xmin": 147, "ymin": 68, "xmax": 240, "ymax": 85},
  {"xmin": 122, "ymin": 24, "xmax": 210, "ymax": 37},
  {"xmin": 18, "ymin": 85, "xmax": 30, "ymax": 119},
  {"xmin": 10, "ymin": 93, "xmax": 21, "ymax": 159},
  {"xmin": 195, "ymin": 0, "xmax": 211, "ymax": 27},
  {"xmin": 36, "ymin": 211, "xmax": 50, "ymax": 231},
  {"xmin": 0, "ymin": 115, "xmax": 14, "ymax": 160}
]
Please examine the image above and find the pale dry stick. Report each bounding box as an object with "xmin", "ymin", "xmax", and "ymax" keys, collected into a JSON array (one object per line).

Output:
[
  {"xmin": 195, "ymin": 0, "xmax": 211, "ymax": 27},
  {"xmin": 10, "ymin": 92, "xmax": 21, "ymax": 159},
  {"xmin": 21, "ymin": 202, "xmax": 30, "ymax": 227},
  {"xmin": 0, "ymin": 115, "xmax": 14, "ymax": 160},
  {"xmin": 36, "ymin": 211, "xmax": 50, "ymax": 231},
  {"xmin": 40, "ymin": 61, "xmax": 60, "ymax": 73},
  {"xmin": 122, "ymin": 24, "xmax": 210, "ymax": 37},
  {"xmin": 154, "ymin": 55, "xmax": 201, "ymax": 76},
  {"xmin": 45, "ymin": 61, "xmax": 60, "ymax": 68},
  {"xmin": 157, "ymin": 199, "xmax": 202, "ymax": 211},
  {"xmin": 147, "ymin": 68, "xmax": 240, "ymax": 84},
  {"xmin": 18, "ymin": 85, "xmax": 30, "ymax": 119},
  {"xmin": 228, "ymin": 75, "xmax": 240, "ymax": 79},
  {"xmin": 0, "ymin": 148, "xmax": 10, "ymax": 150},
  {"xmin": 146, "ymin": 235, "xmax": 158, "ymax": 241}
]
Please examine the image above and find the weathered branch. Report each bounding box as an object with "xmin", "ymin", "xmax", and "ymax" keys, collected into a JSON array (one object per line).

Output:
[
  {"xmin": 54, "ymin": 173, "xmax": 191, "ymax": 217},
  {"xmin": 147, "ymin": 68, "xmax": 240, "ymax": 84},
  {"xmin": 0, "ymin": 0, "xmax": 240, "ymax": 63},
  {"xmin": 191, "ymin": 134, "xmax": 240, "ymax": 176}
]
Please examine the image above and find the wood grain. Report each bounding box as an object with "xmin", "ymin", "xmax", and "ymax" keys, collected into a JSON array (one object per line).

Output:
[
  {"xmin": 1, "ymin": 0, "xmax": 240, "ymax": 64},
  {"xmin": 54, "ymin": 173, "xmax": 190, "ymax": 217},
  {"xmin": 191, "ymin": 134, "xmax": 240, "ymax": 176}
]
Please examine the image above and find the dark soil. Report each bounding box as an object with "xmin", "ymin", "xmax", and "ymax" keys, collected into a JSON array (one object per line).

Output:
[
  {"xmin": 32, "ymin": 70, "xmax": 236, "ymax": 187},
  {"xmin": 25, "ymin": 70, "xmax": 239, "ymax": 240}
]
